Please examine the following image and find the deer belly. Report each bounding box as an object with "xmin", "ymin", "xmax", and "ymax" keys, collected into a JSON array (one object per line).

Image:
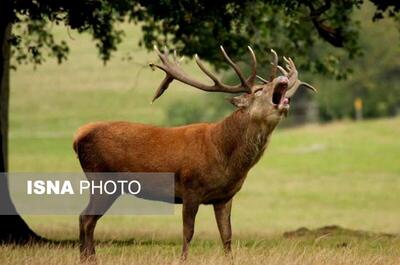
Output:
[{"xmin": 200, "ymin": 177, "xmax": 246, "ymax": 205}]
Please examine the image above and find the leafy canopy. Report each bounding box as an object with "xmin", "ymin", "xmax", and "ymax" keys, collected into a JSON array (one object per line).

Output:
[{"xmin": 7, "ymin": 0, "xmax": 400, "ymax": 78}]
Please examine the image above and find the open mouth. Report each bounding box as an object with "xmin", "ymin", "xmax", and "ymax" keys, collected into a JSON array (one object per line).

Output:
[{"xmin": 272, "ymin": 82, "xmax": 290, "ymax": 107}]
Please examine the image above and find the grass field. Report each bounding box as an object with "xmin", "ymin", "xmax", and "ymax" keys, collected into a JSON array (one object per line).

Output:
[{"xmin": 2, "ymin": 24, "xmax": 400, "ymax": 264}]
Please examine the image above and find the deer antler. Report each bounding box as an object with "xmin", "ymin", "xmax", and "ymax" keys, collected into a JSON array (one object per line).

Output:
[
  {"xmin": 281, "ymin": 56, "xmax": 317, "ymax": 97},
  {"xmin": 258, "ymin": 49, "xmax": 317, "ymax": 95},
  {"xmin": 149, "ymin": 46, "xmax": 257, "ymax": 102},
  {"xmin": 269, "ymin": 49, "xmax": 279, "ymax": 81},
  {"xmin": 257, "ymin": 49, "xmax": 280, "ymax": 83}
]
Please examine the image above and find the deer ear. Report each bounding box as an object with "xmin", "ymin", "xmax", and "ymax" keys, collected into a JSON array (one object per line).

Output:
[{"xmin": 230, "ymin": 94, "xmax": 251, "ymax": 108}]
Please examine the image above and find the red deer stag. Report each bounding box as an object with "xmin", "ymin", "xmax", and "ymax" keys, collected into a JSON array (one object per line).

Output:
[{"xmin": 74, "ymin": 46, "xmax": 316, "ymax": 260}]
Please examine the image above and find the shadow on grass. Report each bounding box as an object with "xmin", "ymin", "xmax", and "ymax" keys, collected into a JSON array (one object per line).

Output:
[
  {"xmin": 12, "ymin": 225, "xmax": 399, "ymax": 250},
  {"xmin": 31, "ymin": 237, "xmax": 181, "ymax": 248}
]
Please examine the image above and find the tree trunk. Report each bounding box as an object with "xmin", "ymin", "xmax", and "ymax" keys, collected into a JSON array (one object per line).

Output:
[{"xmin": 0, "ymin": 0, "xmax": 41, "ymax": 244}]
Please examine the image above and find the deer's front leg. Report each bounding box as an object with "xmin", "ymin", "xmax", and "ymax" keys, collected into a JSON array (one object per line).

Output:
[
  {"xmin": 213, "ymin": 199, "xmax": 233, "ymax": 253},
  {"xmin": 181, "ymin": 198, "xmax": 199, "ymax": 260}
]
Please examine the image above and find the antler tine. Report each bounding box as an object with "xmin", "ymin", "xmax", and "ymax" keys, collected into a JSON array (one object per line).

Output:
[
  {"xmin": 149, "ymin": 46, "xmax": 171, "ymax": 102},
  {"xmin": 282, "ymin": 55, "xmax": 317, "ymax": 97},
  {"xmin": 283, "ymin": 56, "xmax": 297, "ymax": 78},
  {"xmin": 153, "ymin": 45, "xmax": 167, "ymax": 64},
  {"xmin": 151, "ymin": 75, "xmax": 174, "ymax": 103},
  {"xmin": 283, "ymin": 57, "xmax": 290, "ymax": 71},
  {"xmin": 163, "ymin": 45, "xmax": 169, "ymax": 55},
  {"xmin": 270, "ymin": 49, "xmax": 278, "ymax": 81},
  {"xmin": 283, "ymin": 56, "xmax": 290, "ymax": 66},
  {"xmin": 277, "ymin": 65, "xmax": 288, "ymax": 76},
  {"xmin": 194, "ymin": 54, "xmax": 220, "ymax": 84},
  {"xmin": 247, "ymin": 46, "xmax": 257, "ymax": 89},
  {"xmin": 153, "ymin": 45, "xmax": 161, "ymax": 55},
  {"xmin": 256, "ymin": 75, "xmax": 269, "ymax": 84},
  {"xmin": 220, "ymin": 46, "xmax": 252, "ymax": 91}
]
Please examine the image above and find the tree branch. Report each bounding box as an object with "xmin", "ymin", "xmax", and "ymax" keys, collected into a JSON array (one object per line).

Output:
[{"xmin": 308, "ymin": 1, "xmax": 345, "ymax": 47}]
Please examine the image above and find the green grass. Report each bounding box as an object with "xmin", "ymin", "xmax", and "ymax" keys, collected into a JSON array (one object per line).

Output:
[{"xmin": 4, "ymin": 24, "xmax": 400, "ymax": 264}]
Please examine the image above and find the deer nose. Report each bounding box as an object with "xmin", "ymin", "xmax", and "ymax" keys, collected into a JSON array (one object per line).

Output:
[{"xmin": 278, "ymin": 76, "xmax": 289, "ymax": 84}]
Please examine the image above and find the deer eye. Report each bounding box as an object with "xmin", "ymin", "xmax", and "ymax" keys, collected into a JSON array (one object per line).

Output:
[{"xmin": 254, "ymin": 89, "xmax": 263, "ymax": 97}]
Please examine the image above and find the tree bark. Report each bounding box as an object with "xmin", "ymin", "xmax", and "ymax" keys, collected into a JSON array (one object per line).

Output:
[{"xmin": 0, "ymin": 0, "xmax": 41, "ymax": 244}]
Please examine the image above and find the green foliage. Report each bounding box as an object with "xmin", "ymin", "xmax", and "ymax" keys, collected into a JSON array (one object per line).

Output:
[
  {"xmin": 316, "ymin": 4, "xmax": 400, "ymax": 121},
  {"xmin": 10, "ymin": 1, "xmax": 133, "ymax": 63},
  {"xmin": 5, "ymin": 0, "xmax": 400, "ymax": 79},
  {"xmin": 165, "ymin": 94, "xmax": 234, "ymax": 126},
  {"xmin": 139, "ymin": 0, "xmax": 363, "ymax": 79},
  {"xmin": 165, "ymin": 100, "xmax": 205, "ymax": 126},
  {"xmin": 10, "ymin": 18, "xmax": 69, "ymax": 66}
]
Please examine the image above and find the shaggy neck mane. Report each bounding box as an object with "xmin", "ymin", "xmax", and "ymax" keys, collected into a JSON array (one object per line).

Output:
[{"xmin": 211, "ymin": 109, "xmax": 278, "ymax": 175}]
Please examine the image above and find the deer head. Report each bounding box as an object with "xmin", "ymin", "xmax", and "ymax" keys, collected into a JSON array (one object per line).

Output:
[{"xmin": 149, "ymin": 46, "xmax": 316, "ymax": 123}]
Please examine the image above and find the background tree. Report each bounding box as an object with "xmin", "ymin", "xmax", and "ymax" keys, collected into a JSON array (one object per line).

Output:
[{"xmin": 0, "ymin": 0, "xmax": 399, "ymax": 243}]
